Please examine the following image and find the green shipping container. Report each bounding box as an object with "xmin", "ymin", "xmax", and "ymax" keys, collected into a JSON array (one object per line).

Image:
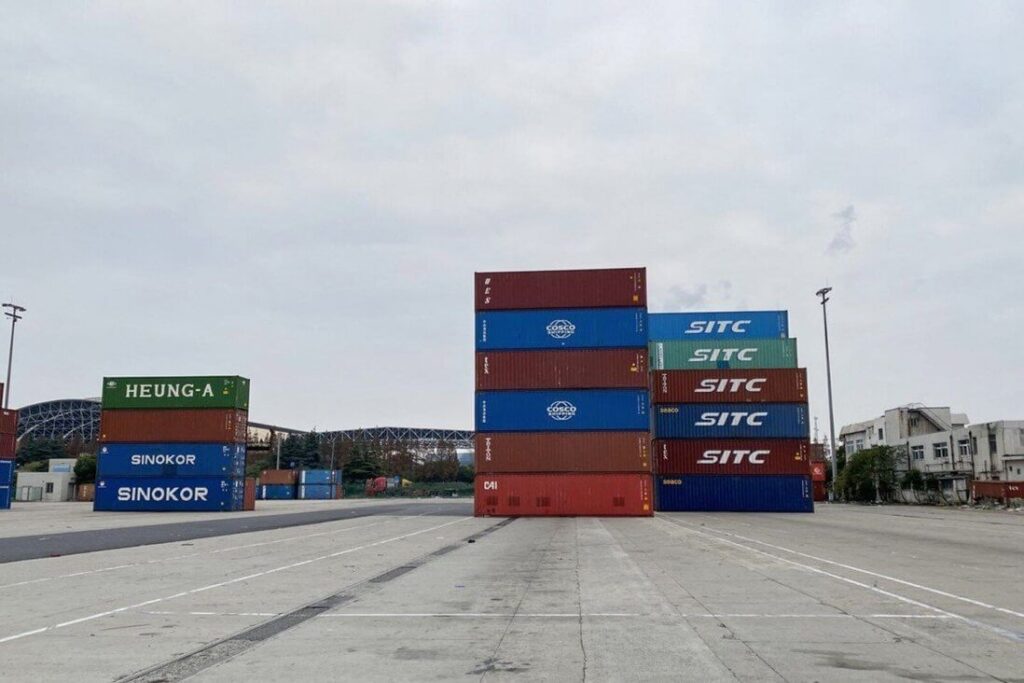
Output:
[
  {"xmin": 102, "ymin": 376, "xmax": 250, "ymax": 410},
  {"xmin": 649, "ymin": 339, "xmax": 798, "ymax": 370}
]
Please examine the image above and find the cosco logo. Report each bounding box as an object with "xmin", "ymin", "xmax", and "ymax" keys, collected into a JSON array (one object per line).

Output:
[
  {"xmin": 546, "ymin": 319, "xmax": 576, "ymax": 339},
  {"xmin": 690, "ymin": 348, "xmax": 756, "ymax": 362},
  {"xmin": 483, "ymin": 481, "xmax": 498, "ymax": 490},
  {"xmin": 696, "ymin": 411, "xmax": 768, "ymax": 427},
  {"xmin": 695, "ymin": 378, "xmax": 766, "ymax": 393},
  {"xmin": 686, "ymin": 320, "xmax": 751, "ymax": 334},
  {"xmin": 547, "ymin": 401, "xmax": 577, "ymax": 421}
]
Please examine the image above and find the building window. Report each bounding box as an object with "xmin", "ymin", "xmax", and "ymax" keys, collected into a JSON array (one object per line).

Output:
[
  {"xmin": 989, "ymin": 434, "xmax": 998, "ymax": 455},
  {"xmin": 45, "ymin": 483, "xmax": 54, "ymax": 494},
  {"xmin": 933, "ymin": 443, "xmax": 949, "ymax": 459},
  {"xmin": 910, "ymin": 417, "xmax": 920, "ymax": 428},
  {"xmin": 972, "ymin": 436, "xmax": 978, "ymax": 454},
  {"xmin": 911, "ymin": 445, "xmax": 924, "ymax": 461},
  {"xmin": 958, "ymin": 440, "xmax": 970, "ymax": 457},
  {"xmin": 878, "ymin": 428, "xmax": 884, "ymax": 441}
]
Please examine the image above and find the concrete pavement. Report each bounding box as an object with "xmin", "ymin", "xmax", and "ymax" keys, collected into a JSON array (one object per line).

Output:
[{"xmin": 0, "ymin": 503, "xmax": 1022, "ymax": 681}]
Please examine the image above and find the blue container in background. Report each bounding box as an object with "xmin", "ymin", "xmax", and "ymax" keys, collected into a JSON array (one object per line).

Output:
[
  {"xmin": 654, "ymin": 403, "xmax": 809, "ymax": 439},
  {"xmin": 655, "ymin": 475, "xmax": 813, "ymax": 512},
  {"xmin": 93, "ymin": 476, "xmax": 244, "ymax": 512},
  {"xmin": 476, "ymin": 389, "xmax": 649, "ymax": 432},
  {"xmin": 299, "ymin": 470, "xmax": 340, "ymax": 485},
  {"xmin": 0, "ymin": 486, "xmax": 10, "ymax": 509},
  {"xmin": 0, "ymin": 460, "xmax": 13, "ymax": 486},
  {"xmin": 476, "ymin": 308, "xmax": 647, "ymax": 350},
  {"xmin": 97, "ymin": 443, "xmax": 246, "ymax": 478},
  {"xmin": 648, "ymin": 311, "xmax": 789, "ymax": 340},
  {"xmin": 260, "ymin": 484, "xmax": 296, "ymax": 500},
  {"xmin": 298, "ymin": 484, "xmax": 337, "ymax": 500}
]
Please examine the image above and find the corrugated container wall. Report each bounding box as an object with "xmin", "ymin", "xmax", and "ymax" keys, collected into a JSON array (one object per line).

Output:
[
  {"xmin": 477, "ymin": 308, "xmax": 647, "ymax": 350},
  {"xmin": 476, "ymin": 349, "xmax": 648, "ymax": 391},
  {"xmin": 649, "ymin": 339, "xmax": 798, "ymax": 370},
  {"xmin": 102, "ymin": 376, "xmax": 250, "ymax": 410},
  {"xmin": 98, "ymin": 443, "xmax": 247, "ymax": 478},
  {"xmin": 475, "ymin": 268, "xmax": 646, "ymax": 310},
  {"xmin": 651, "ymin": 369, "xmax": 807, "ymax": 404},
  {"xmin": 0, "ymin": 434, "xmax": 15, "ymax": 460},
  {"xmin": 475, "ymin": 474, "xmax": 653, "ymax": 516},
  {"xmin": 653, "ymin": 439, "xmax": 811, "ymax": 476},
  {"xmin": 0, "ymin": 408, "xmax": 17, "ymax": 434},
  {"xmin": 259, "ymin": 469, "xmax": 298, "ymax": 485},
  {"xmin": 94, "ymin": 476, "xmax": 244, "ymax": 512},
  {"xmin": 476, "ymin": 390, "xmax": 649, "ymax": 432},
  {"xmin": 656, "ymin": 475, "xmax": 814, "ymax": 512},
  {"xmin": 648, "ymin": 311, "xmax": 789, "ymax": 340},
  {"xmin": 654, "ymin": 403, "xmax": 809, "ymax": 439},
  {"xmin": 475, "ymin": 432, "xmax": 651, "ymax": 473},
  {"xmin": 100, "ymin": 409, "xmax": 248, "ymax": 444}
]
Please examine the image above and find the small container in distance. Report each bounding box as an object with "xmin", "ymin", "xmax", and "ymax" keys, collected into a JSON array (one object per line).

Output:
[
  {"xmin": 474, "ymin": 473, "xmax": 653, "ymax": 517},
  {"xmin": 475, "ymin": 268, "xmax": 646, "ymax": 310}
]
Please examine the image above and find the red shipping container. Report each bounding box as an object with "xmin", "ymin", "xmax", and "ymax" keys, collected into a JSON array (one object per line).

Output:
[
  {"xmin": 259, "ymin": 469, "xmax": 298, "ymax": 485},
  {"xmin": 476, "ymin": 349, "xmax": 648, "ymax": 391},
  {"xmin": 0, "ymin": 433, "xmax": 16, "ymax": 459},
  {"xmin": 653, "ymin": 439, "xmax": 811, "ymax": 475},
  {"xmin": 972, "ymin": 481, "xmax": 1024, "ymax": 500},
  {"xmin": 475, "ymin": 268, "xmax": 646, "ymax": 310},
  {"xmin": 810, "ymin": 459, "xmax": 827, "ymax": 482},
  {"xmin": 813, "ymin": 481, "xmax": 827, "ymax": 502},
  {"xmin": 651, "ymin": 369, "xmax": 808, "ymax": 404},
  {"xmin": 475, "ymin": 473, "xmax": 653, "ymax": 516},
  {"xmin": 100, "ymin": 409, "xmax": 248, "ymax": 443},
  {"xmin": 475, "ymin": 432, "xmax": 651, "ymax": 473},
  {"xmin": 244, "ymin": 477, "xmax": 257, "ymax": 511},
  {"xmin": 0, "ymin": 408, "xmax": 17, "ymax": 434}
]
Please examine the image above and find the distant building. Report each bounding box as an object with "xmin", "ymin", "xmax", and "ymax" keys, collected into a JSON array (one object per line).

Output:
[
  {"xmin": 14, "ymin": 458, "xmax": 79, "ymax": 502},
  {"xmin": 840, "ymin": 405, "xmax": 1024, "ymax": 500}
]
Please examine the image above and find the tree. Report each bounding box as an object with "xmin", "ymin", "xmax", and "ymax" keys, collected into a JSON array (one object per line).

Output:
[
  {"xmin": 74, "ymin": 454, "xmax": 97, "ymax": 484},
  {"xmin": 16, "ymin": 437, "xmax": 66, "ymax": 466},
  {"xmin": 346, "ymin": 442, "xmax": 382, "ymax": 480},
  {"xmin": 416, "ymin": 441, "xmax": 459, "ymax": 482},
  {"xmin": 901, "ymin": 469, "xmax": 924, "ymax": 491},
  {"xmin": 835, "ymin": 445, "xmax": 897, "ymax": 502}
]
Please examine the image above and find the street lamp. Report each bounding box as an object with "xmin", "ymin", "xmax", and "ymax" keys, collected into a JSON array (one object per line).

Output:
[
  {"xmin": 816, "ymin": 287, "xmax": 838, "ymax": 502},
  {"xmin": 2, "ymin": 302, "xmax": 26, "ymax": 409}
]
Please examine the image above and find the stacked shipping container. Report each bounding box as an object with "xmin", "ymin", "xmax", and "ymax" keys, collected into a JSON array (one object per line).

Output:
[
  {"xmin": 649, "ymin": 312, "xmax": 814, "ymax": 512},
  {"xmin": 94, "ymin": 376, "xmax": 252, "ymax": 512},
  {"xmin": 474, "ymin": 268, "xmax": 653, "ymax": 516},
  {"xmin": 0, "ymin": 387, "xmax": 16, "ymax": 509}
]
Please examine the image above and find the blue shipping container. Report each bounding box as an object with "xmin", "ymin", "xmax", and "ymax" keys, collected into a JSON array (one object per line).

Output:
[
  {"xmin": 654, "ymin": 403, "xmax": 809, "ymax": 439},
  {"xmin": 655, "ymin": 475, "xmax": 813, "ymax": 512},
  {"xmin": 260, "ymin": 484, "xmax": 295, "ymax": 500},
  {"xmin": 476, "ymin": 389, "xmax": 649, "ymax": 432},
  {"xmin": 97, "ymin": 443, "xmax": 246, "ymax": 478},
  {"xmin": 93, "ymin": 476, "xmax": 244, "ymax": 512},
  {"xmin": 476, "ymin": 308, "xmax": 647, "ymax": 350},
  {"xmin": 298, "ymin": 484, "xmax": 337, "ymax": 500},
  {"xmin": 299, "ymin": 470, "xmax": 340, "ymax": 485},
  {"xmin": 649, "ymin": 311, "xmax": 789, "ymax": 340},
  {"xmin": 0, "ymin": 460, "xmax": 13, "ymax": 486},
  {"xmin": 0, "ymin": 486, "xmax": 10, "ymax": 509}
]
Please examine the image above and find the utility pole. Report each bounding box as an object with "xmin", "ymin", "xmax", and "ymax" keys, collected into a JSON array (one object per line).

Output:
[
  {"xmin": 275, "ymin": 433, "xmax": 282, "ymax": 469},
  {"xmin": 3, "ymin": 302, "xmax": 26, "ymax": 409},
  {"xmin": 816, "ymin": 287, "xmax": 838, "ymax": 502}
]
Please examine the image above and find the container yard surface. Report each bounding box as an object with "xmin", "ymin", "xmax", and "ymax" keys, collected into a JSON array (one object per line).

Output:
[{"xmin": 1, "ymin": 501, "xmax": 1023, "ymax": 681}]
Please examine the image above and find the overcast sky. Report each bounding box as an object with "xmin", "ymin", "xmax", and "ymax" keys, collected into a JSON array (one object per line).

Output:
[{"xmin": 2, "ymin": 2, "xmax": 1021, "ymax": 434}]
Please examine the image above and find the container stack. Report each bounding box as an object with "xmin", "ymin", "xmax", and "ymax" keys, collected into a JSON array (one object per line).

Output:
[
  {"xmin": 474, "ymin": 268, "xmax": 653, "ymax": 516},
  {"xmin": 649, "ymin": 312, "xmax": 814, "ymax": 512},
  {"xmin": 0, "ymin": 393, "xmax": 17, "ymax": 510},
  {"xmin": 298, "ymin": 470, "xmax": 343, "ymax": 500},
  {"xmin": 94, "ymin": 376, "xmax": 251, "ymax": 512}
]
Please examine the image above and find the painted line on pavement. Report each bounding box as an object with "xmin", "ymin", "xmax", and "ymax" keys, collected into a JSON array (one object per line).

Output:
[
  {"xmin": 141, "ymin": 610, "xmax": 952, "ymax": 620},
  {"xmin": 0, "ymin": 517, "xmax": 471, "ymax": 645}
]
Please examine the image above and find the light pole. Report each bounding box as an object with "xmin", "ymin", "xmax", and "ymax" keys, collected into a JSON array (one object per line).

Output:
[
  {"xmin": 2, "ymin": 302, "xmax": 26, "ymax": 409},
  {"xmin": 816, "ymin": 287, "xmax": 838, "ymax": 502}
]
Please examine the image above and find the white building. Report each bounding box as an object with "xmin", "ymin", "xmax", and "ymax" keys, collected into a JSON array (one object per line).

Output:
[{"xmin": 839, "ymin": 406, "xmax": 1024, "ymax": 500}]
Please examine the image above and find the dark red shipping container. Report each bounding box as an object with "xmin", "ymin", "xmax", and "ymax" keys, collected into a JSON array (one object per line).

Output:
[
  {"xmin": 476, "ymin": 349, "xmax": 648, "ymax": 391},
  {"xmin": 475, "ymin": 268, "xmax": 646, "ymax": 310},
  {"xmin": 810, "ymin": 459, "xmax": 827, "ymax": 481},
  {"xmin": 813, "ymin": 481, "xmax": 827, "ymax": 502},
  {"xmin": 244, "ymin": 477, "xmax": 257, "ymax": 511},
  {"xmin": 474, "ymin": 473, "xmax": 653, "ymax": 516},
  {"xmin": 0, "ymin": 433, "xmax": 15, "ymax": 459},
  {"xmin": 259, "ymin": 469, "xmax": 298, "ymax": 485},
  {"xmin": 653, "ymin": 439, "xmax": 811, "ymax": 475},
  {"xmin": 972, "ymin": 481, "xmax": 1024, "ymax": 500},
  {"xmin": 475, "ymin": 432, "xmax": 651, "ymax": 473},
  {"xmin": 651, "ymin": 368, "xmax": 808, "ymax": 404},
  {"xmin": 100, "ymin": 409, "xmax": 248, "ymax": 443},
  {"xmin": 0, "ymin": 408, "xmax": 17, "ymax": 434}
]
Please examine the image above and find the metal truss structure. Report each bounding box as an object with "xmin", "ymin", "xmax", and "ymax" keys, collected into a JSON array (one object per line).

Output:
[
  {"xmin": 16, "ymin": 398, "xmax": 102, "ymax": 441},
  {"xmin": 321, "ymin": 427, "xmax": 474, "ymax": 448}
]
